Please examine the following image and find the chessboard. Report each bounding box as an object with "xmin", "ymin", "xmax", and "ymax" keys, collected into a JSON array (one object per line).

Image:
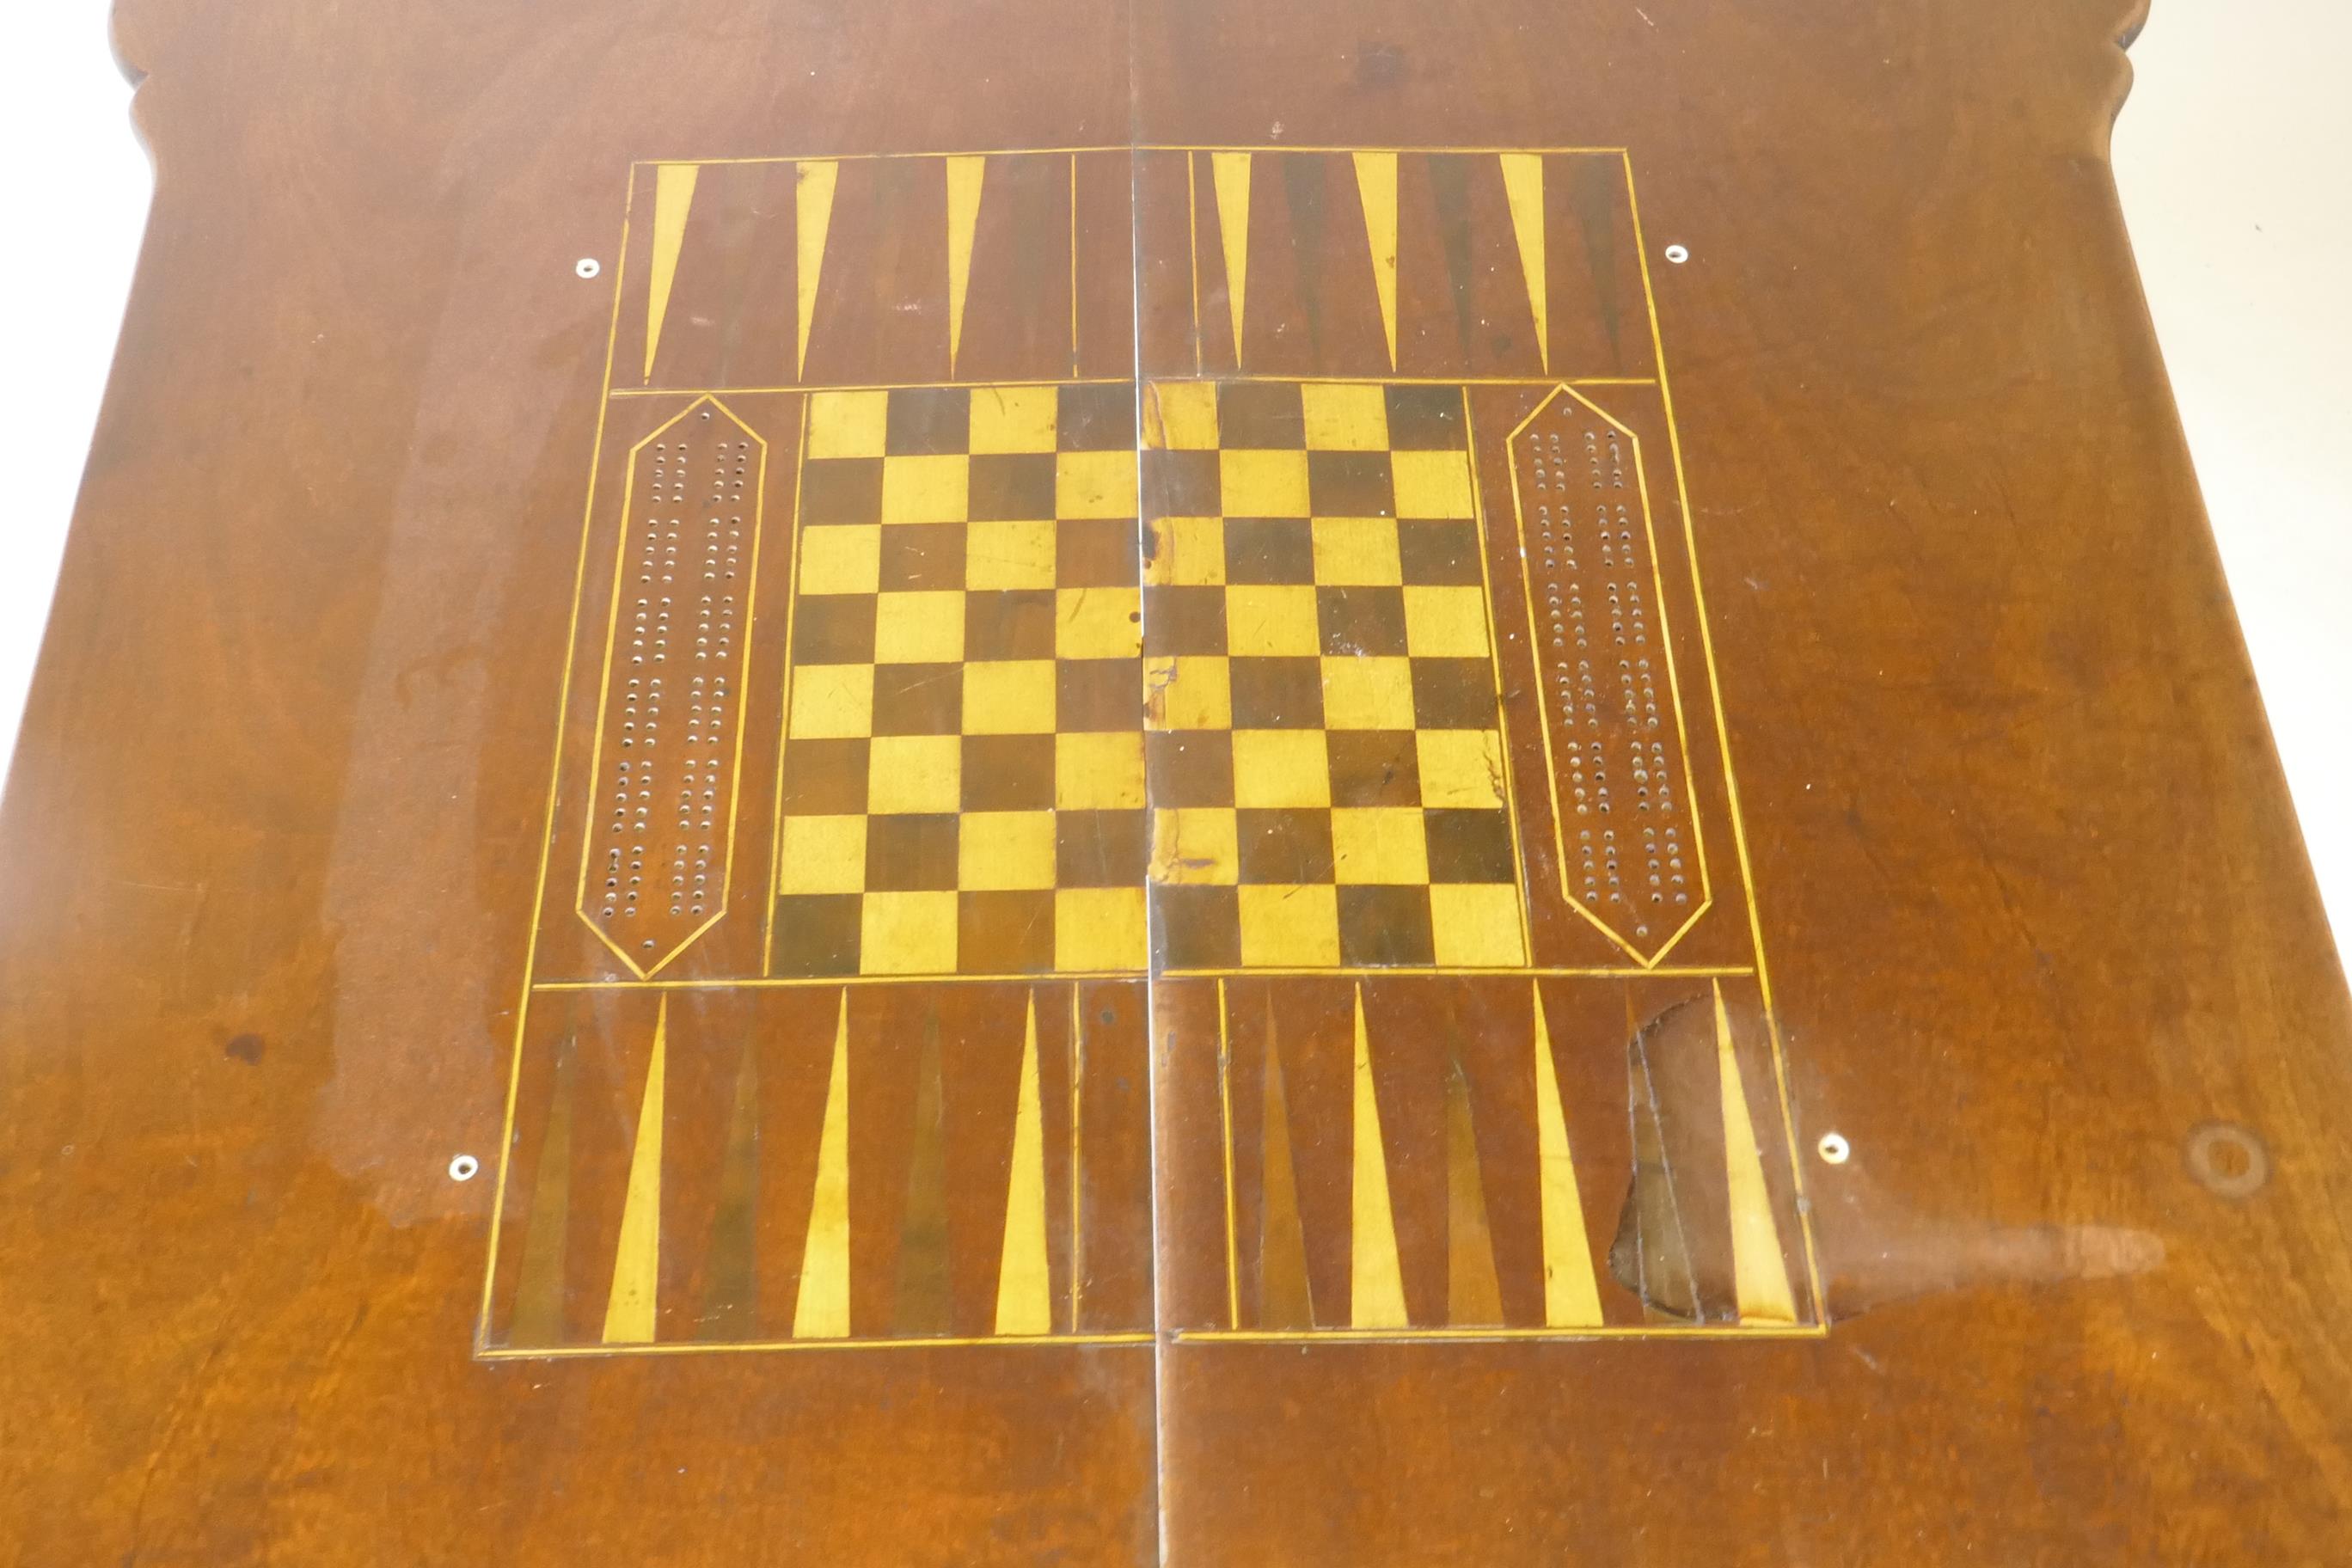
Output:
[
  {"xmin": 766, "ymin": 377, "xmax": 1531, "ymax": 977},
  {"xmin": 769, "ymin": 381, "xmax": 1151, "ymax": 977}
]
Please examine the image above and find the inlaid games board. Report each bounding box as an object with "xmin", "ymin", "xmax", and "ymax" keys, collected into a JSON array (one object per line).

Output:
[{"xmin": 480, "ymin": 146, "xmax": 1822, "ymax": 1356}]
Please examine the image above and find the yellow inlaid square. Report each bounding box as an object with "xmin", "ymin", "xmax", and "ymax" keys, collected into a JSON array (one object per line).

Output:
[
  {"xmin": 959, "ymin": 811, "xmax": 1057, "ymax": 891},
  {"xmin": 861, "ymin": 891, "xmax": 959, "ymax": 974},
  {"xmin": 1057, "ymin": 586, "xmax": 1142, "ymax": 659},
  {"xmin": 880, "ymin": 453, "xmax": 971, "ymax": 524},
  {"xmin": 1057, "ymin": 450, "xmax": 1138, "ymax": 519},
  {"xmin": 1056, "ymin": 886, "xmax": 1147, "ymax": 971},
  {"xmin": 970, "ymin": 385, "xmax": 1059, "ymax": 454},
  {"xmin": 776, "ymin": 814, "xmax": 868, "ymax": 895},
  {"xmin": 1145, "ymin": 655, "xmax": 1232, "ymax": 731},
  {"xmin": 805, "ymin": 389, "xmax": 888, "ymax": 459},
  {"xmin": 788, "ymin": 665, "xmax": 874, "ymax": 738},
  {"xmin": 1403, "ymin": 585, "xmax": 1492, "ymax": 658},
  {"xmin": 1056, "ymin": 732, "xmax": 1146, "ymax": 810},
  {"xmin": 874, "ymin": 590, "xmax": 966, "ymax": 663},
  {"xmin": 1149, "ymin": 807, "xmax": 1240, "ymax": 885},
  {"xmin": 1416, "ymin": 728, "xmax": 1505, "ymax": 809},
  {"xmin": 963, "ymin": 659, "xmax": 1057, "ymax": 734},
  {"xmin": 796, "ymin": 523, "xmax": 880, "ymax": 595},
  {"xmin": 1391, "ymin": 450, "xmax": 1474, "ymax": 518},
  {"xmin": 1238, "ymin": 884, "xmax": 1340, "ymax": 967},
  {"xmin": 1310, "ymin": 517, "xmax": 1403, "ymax": 585},
  {"xmin": 1330, "ymin": 807, "xmax": 1430, "ymax": 885},
  {"xmin": 965, "ymin": 519, "xmax": 1057, "ymax": 589},
  {"xmin": 1223, "ymin": 585, "xmax": 1320, "ymax": 657},
  {"xmin": 1300, "ymin": 382, "xmax": 1390, "ymax": 451},
  {"xmin": 1430, "ymin": 884, "xmax": 1526, "ymax": 966},
  {"xmin": 867, "ymin": 734, "xmax": 961, "ymax": 814},
  {"xmin": 1231, "ymin": 730, "xmax": 1330, "ymax": 808},
  {"xmin": 1148, "ymin": 382, "xmax": 1220, "ymax": 450},
  {"xmin": 1320, "ymin": 656, "xmax": 1415, "ymax": 730},
  {"xmin": 1146, "ymin": 517, "xmax": 1226, "ymax": 586},
  {"xmin": 1220, "ymin": 450, "xmax": 1311, "ymax": 517}
]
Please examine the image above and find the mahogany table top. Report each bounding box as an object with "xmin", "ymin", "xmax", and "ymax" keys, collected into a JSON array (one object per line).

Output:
[{"xmin": 3, "ymin": 0, "xmax": 2347, "ymax": 1560}]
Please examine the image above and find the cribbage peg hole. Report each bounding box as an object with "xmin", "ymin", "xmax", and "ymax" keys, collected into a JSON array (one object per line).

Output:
[
  {"xmin": 448, "ymin": 1154, "xmax": 481, "ymax": 1182},
  {"xmin": 1816, "ymin": 1131, "xmax": 1851, "ymax": 1165},
  {"xmin": 1663, "ymin": 243, "xmax": 1690, "ymax": 265},
  {"xmin": 575, "ymin": 257, "xmax": 602, "ymax": 279}
]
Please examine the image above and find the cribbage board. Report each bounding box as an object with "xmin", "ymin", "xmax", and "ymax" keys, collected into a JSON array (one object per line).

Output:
[{"xmin": 487, "ymin": 147, "xmax": 1820, "ymax": 1357}]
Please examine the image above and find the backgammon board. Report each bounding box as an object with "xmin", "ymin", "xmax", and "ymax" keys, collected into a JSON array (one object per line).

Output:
[{"xmin": 4, "ymin": 0, "xmax": 2347, "ymax": 1562}]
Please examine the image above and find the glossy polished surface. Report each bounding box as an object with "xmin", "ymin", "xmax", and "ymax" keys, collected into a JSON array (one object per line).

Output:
[{"xmin": 3, "ymin": 0, "xmax": 2348, "ymax": 1560}]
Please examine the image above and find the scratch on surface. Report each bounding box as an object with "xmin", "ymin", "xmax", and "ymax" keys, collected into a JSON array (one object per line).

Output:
[
  {"xmin": 122, "ymin": 1316, "xmax": 238, "ymax": 1564},
  {"xmin": 111, "ymin": 878, "xmax": 206, "ymax": 899}
]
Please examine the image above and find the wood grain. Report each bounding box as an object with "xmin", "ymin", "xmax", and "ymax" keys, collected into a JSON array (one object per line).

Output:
[{"xmin": 1, "ymin": 0, "xmax": 2345, "ymax": 1560}]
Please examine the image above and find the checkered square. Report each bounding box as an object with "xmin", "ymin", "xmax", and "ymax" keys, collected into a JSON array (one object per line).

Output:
[
  {"xmin": 775, "ymin": 384, "xmax": 1148, "ymax": 977},
  {"xmin": 775, "ymin": 380, "xmax": 1530, "ymax": 977},
  {"xmin": 1141, "ymin": 379, "xmax": 1529, "ymax": 970}
]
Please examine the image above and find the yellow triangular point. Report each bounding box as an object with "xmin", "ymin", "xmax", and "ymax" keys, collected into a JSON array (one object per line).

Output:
[
  {"xmin": 946, "ymin": 155, "xmax": 987, "ymax": 376},
  {"xmin": 643, "ymin": 163, "xmax": 700, "ymax": 383},
  {"xmin": 1500, "ymin": 153, "xmax": 1548, "ymax": 372},
  {"xmin": 1533, "ymin": 982, "xmax": 1603, "ymax": 1326},
  {"xmin": 602, "ymin": 998, "xmax": 668, "ymax": 1343},
  {"xmin": 793, "ymin": 991, "xmax": 853, "ymax": 1338},
  {"xmin": 1352, "ymin": 151, "xmax": 1400, "ymax": 369},
  {"xmin": 1350, "ymin": 988, "xmax": 1408, "ymax": 1328},
  {"xmin": 1211, "ymin": 151, "xmax": 1253, "ymax": 364},
  {"xmin": 1716, "ymin": 983, "xmax": 1798, "ymax": 1325},
  {"xmin": 995, "ymin": 993, "xmax": 1052, "ymax": 1335},
  {"xmin": 794, "ymin": 159, "xmax": 840, "ymax": 380}
]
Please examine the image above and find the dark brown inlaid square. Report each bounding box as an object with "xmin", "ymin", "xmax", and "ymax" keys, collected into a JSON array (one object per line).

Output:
[
  {"xmin": 1338, "ymin": 885, "xmax": 1436, "ymax": 965},
  {"xmin": 870, "ymin": 662, "xmax": 963, "ymax": 736},
  {"xmin": 1424, "ymin": 808, "xmax": 1516, "ymax": 884},
  {"xmin": 1224, "ymin": 518, "xmax": 1315, "ymax": 585},
  {"xmin": 1326, "ymin": 729, "xmax": 1421, "ymax": 807},
  {"xmin": 959, "ymin": 889, "xmax": 1054, "ymax": 972},
  {"xmin": 1143, "ymin": 449, "xmax": 1220, "ymax": 520},
  {"xmin": 885, "ymin": 385, "xmax": 971, "ymax": 455},
  {"xmin": 968, "ymin": 452, "xmax": 1057, "ymax": 521},
  {"xmin": 1236, "ymin": 807, "xmax": 1336, "ymax": 884},
  {"xmin": 877, "ymin": 524, "xmax": 967, "ymax": 591},
  {"xmin": 797, "ymin": 458, "xmax": 884, "ymax": 526},
  {"xmin": 793, "ymin": 595, "xmax": 878, "ymax": 664},
  {"xmin": 1057, "ymin": 810, "xmax": 1149, "ymax": 887},
  {"xmin": 769, "ymin": 893, "xmax": 861, "ymax": 976},
  {"xmin": 1058, "ymin": 518, "xmax": 1141, "ymax": 586},
  {"xmin": 1216, "ymin": 382, "xmax": 1306, "ymax": 448},
  {"xmin": 1057, "ymin": 658, "xmax": 1146, "ymax": 732},
  {"xmin": 1143, "ymin": 585, "xmax": 1228, "ymax": 658},
  {"xmin": 778, "ymin": 738, "xmax": 872, "ymax": 815},
  {"xmin": 961, "ymin": 733, "xmax": 1057, "ymax": 811},
  {"xmin": 965, "ymin": 589, "xmax": 1056, "ymax": 661},
  {"xmin": 1147, "ymin": 731, "xmax": 1234, "ymax": 808},
  {"xmin": 1307, "ymin": 450, "xmax": 1394, "ymax": 518},
  {"xmin": 866, "ymin": 813, "xmax": 962, "ymax": 891},
  {"xmin": 1383, "ymin": 385, "xmax": 1465, "ymax": 450},
  {"xmin": 1317, "ymin": 585, "xmax": 1409, "ymax": 657},
  {"xmin": 1057, "ymin": 383, "xmax": 1136, "ymax": 450},
  {"xmin": 1153, "ymin": 884, "xmax": 1240, "ymax": 969},
  {"xmin": 1397, "ymin": 519, "xmax": 1485, "ymax": 585},
  {"xmin": 1228, "ymin": 657, "xmax": 1324, "ymax": 728},
  {"xmin": 1409, "ymin": 657, "xmax": 1499, "ymax": 728}
]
